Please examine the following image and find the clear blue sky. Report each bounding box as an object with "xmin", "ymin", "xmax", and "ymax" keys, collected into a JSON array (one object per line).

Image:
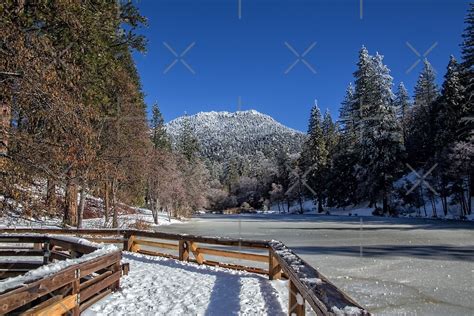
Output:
[{"xmin": 132, "ymin": 0, "xmax": 470, "ymax": 132}]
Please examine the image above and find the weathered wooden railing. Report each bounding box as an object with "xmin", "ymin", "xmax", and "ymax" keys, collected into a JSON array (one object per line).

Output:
[
  {"xmin": 0, "ymin": 234, "xmax": 124, "ymax": 315},
  {"xmin": 0, "ymin": 228, "xmax": 369, "ymax": 315}
]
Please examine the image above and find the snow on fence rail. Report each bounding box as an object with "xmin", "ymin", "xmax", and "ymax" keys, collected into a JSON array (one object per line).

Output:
[
  {"xmin": 0, "ymin": 234, "xmax": 124, "ymax": 315},
  {"xmin": 0, "ymin": 228, "xmax": 369, "ymax": 316}
]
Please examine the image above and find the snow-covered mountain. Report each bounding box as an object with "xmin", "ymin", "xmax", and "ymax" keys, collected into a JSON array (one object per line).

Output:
[{"xmin": 166, "ymin": 110, "xmax": 306, "ymax": 163}]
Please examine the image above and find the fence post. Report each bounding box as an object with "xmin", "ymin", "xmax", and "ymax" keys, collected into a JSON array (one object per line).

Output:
[
  {"xmin": 42, "ymin": 241, "xmax": 51, "ymax": 265},
  {"xmin": 72, "ymin": 268, "xmax": 80, "ymax": 316},
  {"xmin": 179, "ymin": 240, "xmax": 189, "ymax": 261},
  {"xmin": 189, "ymin": 242, "xmax": 204, "ymax": 264},
  {"xmin": 111, "ymin": 259, "xmax": 121, "ymax": 291},
  {"xmin": 268, "ymin": 250, "xmax": 281, "ymax": 280},
  {"xmin": 123, "ymin": 233, "xmax": 135, "ymax": 252},
  {"xmin": 289, "ymin": 280, "xmax": 305, "ymax": 316}
]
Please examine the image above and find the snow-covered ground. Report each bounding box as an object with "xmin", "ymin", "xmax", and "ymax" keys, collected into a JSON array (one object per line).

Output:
[
  {"xmin": 80, "ymin": 208, "xmax": 182, "ymax": 229},
  {"xmin": 0, "ymin": 208, "xmax": 182, "ymax": 229},
  {"xmin": 84, "ymin": 252, "xmax": 293, "ymax": 316}
]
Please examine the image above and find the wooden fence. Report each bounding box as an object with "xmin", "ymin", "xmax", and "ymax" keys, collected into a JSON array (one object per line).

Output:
[
  {"xmin": 0, "ymin": 234, "xmax": 124, "ymax": 315},
  {"xmin": 0, "ymin": 228, "xmax": 369, "ymax": 315}
]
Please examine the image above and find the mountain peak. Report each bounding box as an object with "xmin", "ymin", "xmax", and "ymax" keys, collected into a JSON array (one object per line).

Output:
[{"xmin": 166, "ymin": 109, "xmax": 305, "ymax": 163}]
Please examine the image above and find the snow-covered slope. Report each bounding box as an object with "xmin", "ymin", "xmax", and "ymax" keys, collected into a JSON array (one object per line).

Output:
[{"xmin": 166, "ymin": 110, "xmax": 306, "ymax": 162}]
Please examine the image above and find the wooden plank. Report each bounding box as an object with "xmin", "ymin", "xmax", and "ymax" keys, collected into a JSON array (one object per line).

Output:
[
  {"xmin": 48, "ymin": 237, "xmax": 97, "ymax": 255},
  {"xmin": 20, "ymin": 295, "xmax": 64, "ymax": 315},
  {"xmin": 0, "ymin": 262, "xmax": 43, "ymax": 269},
  {"xmin": 0, "ymin": 246, "xmax": 35, "ymax": 250},
  {"xmin": 195, "ymin": 259, "xmax": 269, "ymax": 275},
  {"xmin": 79, "ymin": 251, "xmax": 121, "ymax": 277},
  {"xmin": 0, "ymin": 228, "xmax": 269, "ymax": 249},
  {"xmin": 132, "ymin": 230, "xmax": 269, "ymax": 249},
  {"xmin": 0, "ymin": 250, "xmax": 44, "ymax": 256},
  {"xmin": 80, "ymin": 270, "xmax": 121, "ymax": 302},
  {"xmin": 50, "ymin": 250, "xmax": 71, "ymax": 261},
  {"xmin": 137, "ymin": 248, "xmax": 179, "ymax": 260},
  {"xmin": 0, "ymin": 236, "xmax": 48, "ymax": 243},
  {"xmin": 197, "ymin": 247, "xmax": 268, "ymax": 263},
  {"xmin": 79, "ymin": 289, "xmax": 111, "ymax": 312},
  {"xmin": 27, "ymin": 294, "xmax": 77, "ymax": 316},
  {"xmin": 0, "ymin": 268, "xmax": 76, "ymax": 313},
  {"xmin": 33, "ymin": 243, "xmax": 42, "ymax": 250},
  {"xmin": 87, "ymin": 238, "xmax": 124, "ymax": 244},
  {"xmin": 80, "ymin": 270, "xmax": 113, "ymax": 290},
  {"xmin": 0, "ymin": 228, "xmax": 127, "ymax": 237},
  {"xmin": 134, "ymin": 239, "xmax": 178, "ymax": 250}
]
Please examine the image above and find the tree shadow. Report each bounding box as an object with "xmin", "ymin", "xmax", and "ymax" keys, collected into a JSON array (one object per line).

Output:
[
  {"xmin": 204, "ymin": 273, "xmax": 241, "ymax": 316},
  {"xmin": 197, "ymin": 213, "xmax": 474, "ymax": 231},
  {"xmin": 292, "ymin": 244, "xmax": 474, "ymax": 262},
  {"xmin": 258, "ymin": 278, "xmax": 286, "ymax": 316}
]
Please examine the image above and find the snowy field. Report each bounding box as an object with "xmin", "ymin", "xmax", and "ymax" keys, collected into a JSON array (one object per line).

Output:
[
  {"xmin": 84, "ymin": 252, "xmax": 292, "ymax": 316},
  {"xmin": 0, "ymin": 209, "xmax": 181, "ymax": 229},
  {"xmin": 156, "ymin": 214, "xmax": 474, "ymax": 315}
]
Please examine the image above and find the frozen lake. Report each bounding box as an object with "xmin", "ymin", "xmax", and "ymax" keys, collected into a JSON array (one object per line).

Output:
[{"xmin": 156, "ymin": 214, "xmax": 474, "ymax": 315}]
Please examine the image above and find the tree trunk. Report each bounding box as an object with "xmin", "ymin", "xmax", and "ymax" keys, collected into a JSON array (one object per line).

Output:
[
  {"xmin": 0, "ymin": 101, "xmax": 11, "ymax": 156},
  {"xmin": 318, "ymin": 195, "xmax": 324, "ymax": 213},
  {"xmin": 166, "ymin": 205, "xmax": 171, "ymax": 222},
  {"xmin": 441, "ymin": 196, "xmax": 448, "ymax": 216},
  {"xmin": 419, "ymin": 186, "xmax": 427, "ymax": 217},
  {"xmin": 77, "ymin": 185, "xmax": 86, "ymax": 228},
  {"xmin": 112, "ymin": 178, "xmax": 118, "ymax": 228},
  {"xmin": 64, "ymin": 178, "xmax": 78, "ymax": 227},
  {"xmin": 151, "ymin": 199, "xmax": 159, "ymax": 225},
  {"xmin": 46, "ymin": 178, "xmax": 56, "ymax": 214},
  {"xmin": 297, "ymin": 180, "xmax": 303, "ymax": 214},
  {"xmin": 430, "ymin": 196, "xmax": 437, "ymax": 218},
  {"xmin": 382, "ymin": 193, "xmax": 389, "ymax": 215},
  {"xmin": 467, "ymin": 173, "xmax": 472, "ymax": 215},
  {"xmin": 104, "ymin": 181, "xmax": 110, "ymax": 224},
  {"xmin": 459, "ymin": 190, "xmax": 468, "ymax": 217}
]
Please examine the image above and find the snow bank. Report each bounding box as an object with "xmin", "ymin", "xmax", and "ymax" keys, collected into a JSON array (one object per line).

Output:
[{"xmin": 84, "ymin": 251, "xmax": 288, "ymax": 315}]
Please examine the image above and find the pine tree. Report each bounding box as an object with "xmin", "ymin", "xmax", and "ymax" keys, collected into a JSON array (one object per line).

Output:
[
  {"xmin": 461, "ymin": 3, "xmax": 474, "ymax": 86},
  {"xmin": 459, "ymin": 2, "xmax": 474, "ymax": 209},
  {"xmin": 394, "ymin": 82, "xmax": 411, "ymax": 144},
  {"xmin": 301, "ymin": 102, "xmax": 328, "ymax": 213},
  {"xmin": 276, "ymin": 151, "xmax": 294, "ymax": 212},
  {"xmin": 357, "ymin": 53, "xmax": 404, "ymax": 214},
  {"xmin": 339, "ymin": 83, "xmax": 357, "ymax": 137},
  {"xmin": 178, "ymin": 114, "xmax": 200, "ymax": 162},
  {"xmin": 353, "ymin": 46, "xmax": 375, "ymax": 127},
  {"xmin": 406, "ymin": 60, "xmax": 439, "ymax": 167},
  {"xmin": 150, "ymin": 103, "xmax": 171, "ymax": 150}
]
